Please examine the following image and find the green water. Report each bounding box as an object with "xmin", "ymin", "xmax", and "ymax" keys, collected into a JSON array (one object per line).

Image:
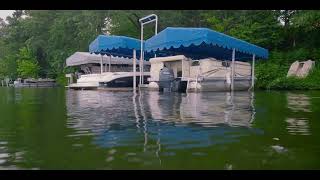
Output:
[{"xmin": 0, "ymin": 87, "xmax": 320, "ymax": 170}]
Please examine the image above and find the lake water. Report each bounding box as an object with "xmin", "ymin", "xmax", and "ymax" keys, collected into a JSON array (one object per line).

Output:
[{"xmin": 0, "ymin": 87, "xmax": 320, "ymax": 170}]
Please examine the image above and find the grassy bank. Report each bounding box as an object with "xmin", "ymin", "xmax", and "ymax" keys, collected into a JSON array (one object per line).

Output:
[{"xmin": 255, "ymin": 49, "xmax": 320, "ymax": 90}]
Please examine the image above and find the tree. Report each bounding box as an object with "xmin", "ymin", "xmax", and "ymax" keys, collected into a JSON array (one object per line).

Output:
[
  {"xmin": 0, "ymin": 55, "xmax": 17, "ymax": 79},
  {"xmin": 16, "ymin": 47, "xmax": 40, "ymax": 79},
  {"xmin": 0, "ymin": 17, "xmax": 6, "ymax": 36},
  {"xmin": 202, "ymin": 10, "xmax": 282, "ymax": 50},
  {"xmin": 0, "ymin": 10, "xmax": 319, "ymax": 87},
  {"xmin": 292, "ymin": 10, "xmax": 320, "ymax": 49}
]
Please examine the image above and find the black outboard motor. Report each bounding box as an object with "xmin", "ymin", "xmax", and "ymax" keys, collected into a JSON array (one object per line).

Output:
[{"xmin": 159, "ymin": 67, "xmax": 175, "ymax": 92}]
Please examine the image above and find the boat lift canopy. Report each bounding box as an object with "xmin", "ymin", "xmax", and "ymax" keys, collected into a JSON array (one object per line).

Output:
[
  {"xmin": 89, "ymin": 35, "xmax": 143, "ymax": 59},
  {"xmin": 88, "ymin": 34, "xmax": 145, "ymax": 91},
  {"xmin": 145, "ymin": 27, "xmax": 268, "ymax": 61}
]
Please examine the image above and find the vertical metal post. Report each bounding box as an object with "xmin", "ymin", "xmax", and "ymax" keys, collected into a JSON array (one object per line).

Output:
[
  {"xmin": 140, "ymin": 25, "xmax": 144, "ymax": 86},
  {"xmin": 103, "ymin": 55, "xmax": 107, "ymax": 72},
  {"xmin": 154, "ymin": 17, "xmax": 158, "ymax": 58},
  {"xmin": 231, "ymin": 48, "xmax": 235, "ymax": 91},
  {"xmin": 251, "ymin": 54, "xmax": 255, "ymax": 89},
  {"xmin": 155, "ymin": 16, "xmax": 158, "ymax": 36},
  {"xmin": 109, "ymin": 55, "xmax": 111, "ymax": 72},
  {"xmin": 133, "ymin": 49, "xmax": 137, "ymax": 92},
  {"xmin": 100, "ymin": 54, "xmax": 103, "ymax": 74},
  {"xmin": 141, "ymin": 52, "xmax": 144, "ymax": 84},
  {"xmin": 102, "ymin": 55, "xmax": 105, "ymax": 72},
  {"xmin": 139, "ymin": 14, "xmax": 158, "ymax": 86}
]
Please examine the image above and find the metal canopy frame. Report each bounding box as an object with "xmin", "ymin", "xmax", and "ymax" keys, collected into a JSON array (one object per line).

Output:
[
  {"xmin": 139, "ymin": 14, "xmax": 158, "ymax": 87},
  {"xmin": 98, "ymin": 53, "xmax": 122, "ymax": 74},
  {"xmin": 230, "ymin": 49, "xmax": 256, "ymax": 91}
]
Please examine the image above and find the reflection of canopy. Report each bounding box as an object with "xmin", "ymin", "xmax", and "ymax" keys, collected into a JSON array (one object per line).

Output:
[
  {"xmin": 145, "ymin": 27, "xmax": 268, "ymax": 60},
  {"xmin": 89, "ymin": 35, "xmax": 143, "ymax": 58},
  {"xmin": 66, "ymin": 90, "xmax": 261, "ymax": 150},
  {"xmin": 147, "ymin": 91, "xmax": 254, "ymax": 127},
  {"xmin": 93, "ymin": 122, "xmax": 259, "ymax": 149},
  {"xmin": 66, "ymin": 52, "xmax": 149, "ymax": 67}
]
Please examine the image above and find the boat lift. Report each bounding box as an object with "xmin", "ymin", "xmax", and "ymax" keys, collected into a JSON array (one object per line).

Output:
[{"xmin": 144, "ymin": 27, "xmax": 264, "ymax": 92}]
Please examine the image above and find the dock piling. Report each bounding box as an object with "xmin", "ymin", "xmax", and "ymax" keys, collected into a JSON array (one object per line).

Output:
[
  {"xmin": 251, "ymin": 54, "xmax": 255, "ymax": 89},
  {"xmin": 133, "ymin": 49, "xmax": 137, "ymax": 92},
  {"xmin": 231, "ymin": 48, "xmax": 235, "ymax": 91}
]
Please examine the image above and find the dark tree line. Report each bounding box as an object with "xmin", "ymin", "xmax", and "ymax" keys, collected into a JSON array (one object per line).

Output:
[{"xmin": 0, "ymin": 10, "xmax": 319, "ymax": 88}]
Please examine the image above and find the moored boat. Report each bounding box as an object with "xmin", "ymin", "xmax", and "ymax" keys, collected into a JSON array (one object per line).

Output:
[
  {"xmin": 65, "ymin": 52, "xmax": 150, "ymax": 90},
  {"xmin": 147, "ymin": 55, "xmax": 252, "ymax": 92}
]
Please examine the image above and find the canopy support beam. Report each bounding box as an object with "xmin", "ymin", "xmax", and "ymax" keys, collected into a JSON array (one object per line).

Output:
[
  {"xmin": 231, "ymin": 48, "xmax": 235, "ymax": 91},
  {"xmin": 100, "ymin": 54, "xmax": 103, "ymax": 74},
  {"xmin": 104, "ymin": 55, "xmax": 107, "ymax": 72},
  {"xmin": 251, "ymin": 54, "xmax": 255, "ymax": 89},
  {"xmin": 109, "ymin": 55, "xmax": 111, "ymax": 72},
  {"xmin": 133, "ymin": 49, "xmax": 137, "ymax": 92},
  {"xmin": 139, "ymin": 26, "xmax": 143, "ymax": 86}
]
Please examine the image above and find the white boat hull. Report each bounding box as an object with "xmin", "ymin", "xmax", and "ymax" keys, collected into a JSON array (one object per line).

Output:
[{"xmin": 67, "ymin": 72, "xmax": 150, "ymax": 90}]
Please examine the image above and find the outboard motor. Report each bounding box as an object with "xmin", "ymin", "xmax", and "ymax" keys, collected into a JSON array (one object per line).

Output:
[
  {"xmin": 159, "ymin": 67, "xmax": 175, "ymax": 92},
  {"xmin": 172, "ymin": 77, "xmax": 187, "ymax": 92}
]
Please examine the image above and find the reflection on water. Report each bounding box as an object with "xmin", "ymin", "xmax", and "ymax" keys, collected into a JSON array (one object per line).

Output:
[
  {"xmin": 285, "ymin": 118, "xmax": 310, "ymax": 136},
  {"xmin": 1, "ymin": 87, "xmax": 320, "ymax": 169},
  {"xmin": 66, "ymin": 91, "xmax": 259, "ymax": 152},
  {"xmin": 148, "ymin": 91, "xmax": 255, "ymax": 127},
  {"xmin": 0, "ymin": 141, "xmax": 9, "ymax": 165},
  {"xmin": 286, "ymin": 93, "xmax": 311, "ymax": 136},
  {"xmin": 287, "ymin": 93, "xmax": 312, "ymax": 112},
  {"xmin": 65, "ymin": 90, "xmax": 261, "ymax": 168}
]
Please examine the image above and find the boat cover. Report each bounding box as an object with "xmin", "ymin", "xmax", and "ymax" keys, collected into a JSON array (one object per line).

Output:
[
  {"xmin": 89, "ymin": 35, "xmax": 143, "ymax": 58},
  {"xmin": 145, "ymin": 27, "xmax": 268, "ymax": 60}
]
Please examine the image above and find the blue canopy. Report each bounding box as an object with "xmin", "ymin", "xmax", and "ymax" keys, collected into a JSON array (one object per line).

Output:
[
  {"xmin": 89, "ymin": 35, "xmax": 143, "ymax": 58},
  {"xmin": 145, "ymin": 27, "xmax": 269, "ymax": 60}
]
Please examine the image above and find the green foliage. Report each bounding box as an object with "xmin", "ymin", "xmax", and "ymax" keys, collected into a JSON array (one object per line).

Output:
[
  {"xmin": 255, "ymin": 48, "xmax": 320, "ymax": 90},
  {"xmin": 255, "ymin": 62, "xmax": 286, "ymax": 89},
  {"xmin": 293, "ymin": 10, "xmax": 320, "ymax": 32},
  {"xmin": 17, "ymin": 60, "xmax": 40, "ymax": 79},
  {"xmin": 16, "ymin": 47, "xmax": 40, "ymax": 79},
  {"xmin": 0, "ymin": 55, "xmax": 17, "ymax": 79},
  {"xmin": 203, "ymin": 10, "xmax": 282, "ymax": 49},
  {"xmin": 0, "ymin": 10, "xmax": 319, "ymax": 90},
  {"xmin": 266, "ymin": 66, "xmax": 320, "ymax": 90},
  {"xmin": 55, "ymin": 73, "xmax": 68, "ymax": 86}
]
